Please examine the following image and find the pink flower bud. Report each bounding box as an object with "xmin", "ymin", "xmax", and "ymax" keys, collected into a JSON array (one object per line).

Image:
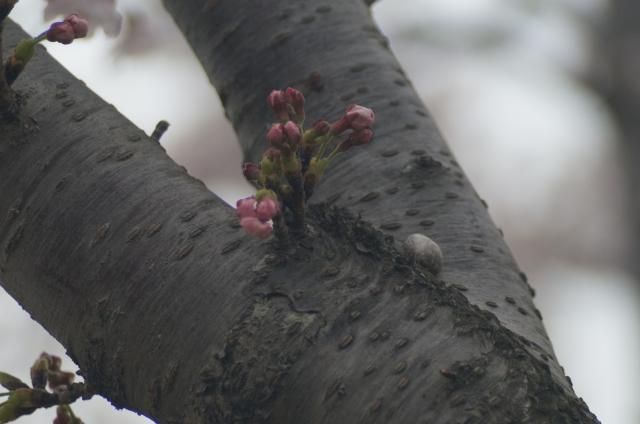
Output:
[
  {"xmin": 345, "ymin": 104, "xmax": 375, "ymax": 130},
  {"xmin": 236, "ymin": 196, "xmax": 257, "ymax": 219},
  {"xmin": 47, "ymin": 371, "xmax": 75, "ymax": 389},
  {"xmin": 242, "ymin": 162, "xmax": 260, "ymax": 181},
  {"xmin": 256, "ymin": 198, "xmax": 280, "ymax": 222},
  {"xmin": 264, "ymin": 147, "xmax": 281, "ymax": 161},
  {"xmin": 340, "ymin": 128, "xmax": 374, "ymax": 151},
  {"xmin": 282, "ymin": 121, "xmax": 301, "ymax": 146},
  {"xmin": 267, "ymin": 90, "xmax": 290, "ymax": 122},
  {"xmin": 330, "ymin": 116, "xmax": 350, "ymax": 135},
  {"xmin": 285, "ymin": 87, "xmax": 305, "ymax": 121},
  {"xmin": 65, "ymin": 14, "xmax": 89, "ymax": 38},
  {"xmin": 49, "ymin": 355, "xmax": 62, "ymax": 371},
  {"xmin": 46, "ymin": 21, "xmax": 75, "ymax": 44},
  {"xmin": 266, "ymin": 124, "xmax": 285, "ymax": 148},
  {"xmin": 240, "ymin": 217, "xmax": 273, "ymax": 239},
  {"xmin": 312, "ymin": 120, "xmax": 331, "ymax": 136},
  {"xmin": 46, "ymin": 15, "xmax": 90, "ymax": 44}
]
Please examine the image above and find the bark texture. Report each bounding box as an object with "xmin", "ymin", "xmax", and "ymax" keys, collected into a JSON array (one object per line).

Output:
[
  {"xmin": 602, "ymin": 0, "xmax": 640, "ymax": 279},
  {"xmin": 0, "ymin": 1, "xmax": 599, "ymax": 422}
]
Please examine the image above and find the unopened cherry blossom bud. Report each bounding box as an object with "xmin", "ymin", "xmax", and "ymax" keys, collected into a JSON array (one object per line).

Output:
[
  {"xmin": 264, "ymin": 147, "xmax": 281, "ymax": 161},
  {"xmin": 329, "ymin": 116, "xmax": 350, "ymax": 135},
  {"xmin": 256, "ymin": 198, "xmax": 280, "ymax": 222},
  {"xmin": 242, "ymin": 162, "xmax": 260, "ymax": 181},
  {"xmin": 46, "ymin": 21, "xmax": 75, "ymax": 44},
  {"xmin": 65, "ymin": 14, "xmax": 89, "ymax": 38},
  {"xmin": 47, "ymin": 371, "xmax": 75, "ymax": 389},
  {"xmin": 49, "ymin": 355, "xmax": 62, "ymax": 371},
  {"xmin": 267, "ymin": 90, "xmax": 290, "ymax": 122},
  {"xmin": 240, "ymin": 217, "xmax": 273, "ymax": 239},
  {"xmin": 30, "ymin": 357, "xmax": 49, "ymax": 389},
  {"xmin": 266, "ymin": 123, "xmax": 285, "ymax": 148},
  {"xmin": 340, "ymin": 128, "xmax": 374, "ymax": 151},
  {"xmin": 261, "ymin": 148, "xmax": 282, "ymax": 176},
  {"xmin": 285, "ymin": 87, "xmax": 305, "ymax": 122},
  {"xmin": 283, "ymin": 121, "xmax": 301, "ymax": 146},
  {"xmin": 236, "ymin": 196, "xmax": 257, "ymax": 219},
  {"xmin": 312, "ymin": 120, "xmax": 331, "ymax": 135},
  {"xmin": 345, "ymin": 104, "xmax": 375, "ymax": 130}
]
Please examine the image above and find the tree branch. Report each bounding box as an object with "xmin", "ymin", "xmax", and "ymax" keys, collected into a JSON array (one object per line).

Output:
[
  {"xmin": 0, "ymin": 19, "xmax": 267, "ymax": 422},
  {"xmin": 161, "ymin": 0, "xmax": 580, "ymax": 401},
  {"xmin": 0, "ymin": 2, "xmax": 600, "ymax": 421}
]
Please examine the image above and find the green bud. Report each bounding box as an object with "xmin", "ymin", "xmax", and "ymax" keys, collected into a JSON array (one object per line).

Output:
[
  {"xmin": 13, "ymin": 39, "xmax": 37, "ymax": 64},
  {"xmin": 0, "ymin": 388, "xmax": 37, "ymax": 423}
]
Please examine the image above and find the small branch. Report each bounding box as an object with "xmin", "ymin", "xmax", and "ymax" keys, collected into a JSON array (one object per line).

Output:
[
  {"xmin": 150, "ymin": 119, "xmax": 170, "ymax": 142},
  {"xmin": 32, "ymin": 382, "xmax": 94, "ymax": 408}
]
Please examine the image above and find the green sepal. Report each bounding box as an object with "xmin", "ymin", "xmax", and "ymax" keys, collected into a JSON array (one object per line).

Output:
[
  {"xmin": 307, "ymin": 157, "xmax": 329, "ymax": 178},
  {"xmin": 0, "ymin": 388, "xmax": 37, "ymax": 424},
  {"xmin": 13, "ymin": 39, "xmax": 37, "ymax": 63}
]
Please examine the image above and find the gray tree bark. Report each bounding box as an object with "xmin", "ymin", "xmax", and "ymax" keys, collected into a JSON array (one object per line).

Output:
[
  {"xmin": 0, "ymin": 1, "xmax": 598, "ymax": 423},
  {"xmin": 600, "ymin": 0, "xmax": 640, "ymax": 279}
]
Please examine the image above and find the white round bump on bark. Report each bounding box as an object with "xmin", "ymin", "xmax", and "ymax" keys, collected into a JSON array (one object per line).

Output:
[{"xmin": 402, "ymin": 233, "xmax": 443, "ymax": 275}]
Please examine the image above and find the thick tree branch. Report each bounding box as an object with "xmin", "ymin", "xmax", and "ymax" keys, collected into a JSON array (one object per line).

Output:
[
  {"xmin": 0, "ymin": 2, "xmax": 599, "ymax": 422},
  {"xmin": 0, "ymin": 20, "xmax": 269, "ymax": 422},
  {"xmin": 162, "ymin": 0, "xmax": 583, "ymax": 403}
]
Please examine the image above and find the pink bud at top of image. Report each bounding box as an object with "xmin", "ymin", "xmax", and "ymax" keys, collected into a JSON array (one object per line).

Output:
[
  {"xmin": 267, "ymin": 89, "xmax": 286, "ymax": 110},
  {"xmin": 285, "ymin": 87, "xmax": 305, "ymax": 119},
  {"xmin": 345, "ymin": 104, "xmax": 375, "ymax": 130},
  {"xmin": 282, "ymin": 121, "xmax": 302, "ymax": 145},
  {"xmin": 266, "ymin": 123, "xmax": 285, "ymax": 148},
  {"xmin": 240, "ymin": 217, "xmax": 273, "ymax": 239},
  {"xmin": 267, "ymin": 89, "xmax": 290, "ymax": 122},
  {"xmin": 256, "ymin": 197, "xmax": 280, "ymax": 222},
  {"xmin": 236, "ymin": 196, "xmax": 257, "ymax": 219}
]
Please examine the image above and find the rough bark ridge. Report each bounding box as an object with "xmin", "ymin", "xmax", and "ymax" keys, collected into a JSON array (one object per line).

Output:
[
  {"xmin": 603, "ymin": 0, "xmax": 640, "ymax": 279},
  {"xmin": 0, "ymin": 1, "xmax": 599, "ymax": 423}
]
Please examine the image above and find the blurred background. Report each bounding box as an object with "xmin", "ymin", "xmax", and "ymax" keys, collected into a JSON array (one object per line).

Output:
[{"xmin": 2, "ymin": 0, "xmax": 639, "ymax": 422}]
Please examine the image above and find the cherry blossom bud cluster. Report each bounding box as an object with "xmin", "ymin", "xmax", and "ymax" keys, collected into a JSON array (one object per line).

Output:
[
  {"xmin": 267, "ymin": 87, "xmax": 305, "ymax": 123},
  {"xmin": 28, "ymin": 352, "xmax": 74, "ymax": 391},
  {"xmin": 237, "ymin": 87, "xmax": 374, "ymax": 239},
  {"xmin": 236, "ymin": 194, "xmax": 280, "ymax": 239},
  {"xmin": 267, "ymin": 121, "xmax": 301, "ymax": 149}
]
